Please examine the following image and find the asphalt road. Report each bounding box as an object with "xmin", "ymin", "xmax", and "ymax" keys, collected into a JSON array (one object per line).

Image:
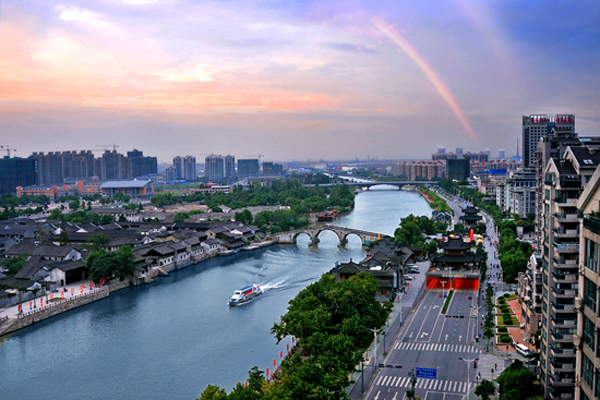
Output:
[{"xmin": 354, "ymin": 189, "xmax": 508, "ymax": 400}]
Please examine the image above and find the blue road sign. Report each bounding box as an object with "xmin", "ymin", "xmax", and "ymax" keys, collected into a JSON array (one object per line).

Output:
[{"xmin": 415, "ymin": 367, "xmax": 437, "ymax": 379}]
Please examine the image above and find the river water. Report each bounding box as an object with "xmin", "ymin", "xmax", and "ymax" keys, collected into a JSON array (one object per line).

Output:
[{"xmin": 0, "ymin": 188, "xmax": 430, "ymax": 400}]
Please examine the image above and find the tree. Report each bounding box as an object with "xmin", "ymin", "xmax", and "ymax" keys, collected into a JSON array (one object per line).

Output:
[
  {"xmin": 234, "ymin": 209, "xmax": 253, "ymax": 225},
  {"xmin": 49, "ymin": 208, "xmax": 63, "ymax": 220},
  {"xmin": 86, "ymin": 233, "xmax": 110, "ymax": 252},
  {"xmin": 0, "ymin": 254, "xmax": 27, "ymax": 276},
  {"xmin": 59, "ymin": 220, "xmax": 69, "ymax": 246},
  {"xmin": 113, "ymin": 192, "xmax": 130, "ymax": 203},
  {"xmin": 197, "ymin": 385, "xmax": 227, "ymax": 400},
  {"xmin": 69, "ymin": 199, "xmax": 80, "ymax": 211},
  {"xmin": 496, "ymin": 360, "xmax": 536, "ymax": 400},
  {"xmin": 475, "ymin": 379, "xmax": 495, "ymax": 400}
]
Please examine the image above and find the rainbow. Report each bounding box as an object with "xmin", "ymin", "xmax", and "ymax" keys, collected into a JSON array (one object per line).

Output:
[{"xmin": 372, "ymin": 17, "xmax": 476, "ymax": 142}]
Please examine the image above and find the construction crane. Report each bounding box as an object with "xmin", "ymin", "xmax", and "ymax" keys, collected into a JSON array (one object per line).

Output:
[
  {"xmin": 0, "ymin": 145, "xmax": 16, "ymax": 157},
  {"xmin": 96, "ymin": 144, "xmax": 120, "ymax": 152}
]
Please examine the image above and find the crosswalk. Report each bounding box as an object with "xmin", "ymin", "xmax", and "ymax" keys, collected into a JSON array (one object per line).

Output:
[
  {"xmin": 392, "ymin": 341, "xmax": 482, "ymax": 353},
  {"xmin": 375, "ymin": 375, "xmax": 469, "ymax": 393}
]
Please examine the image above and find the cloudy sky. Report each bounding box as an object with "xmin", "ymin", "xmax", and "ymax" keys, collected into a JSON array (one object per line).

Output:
[{"xmin": 1, "ymin": 0, "xmax": 599, "ymax": 163}]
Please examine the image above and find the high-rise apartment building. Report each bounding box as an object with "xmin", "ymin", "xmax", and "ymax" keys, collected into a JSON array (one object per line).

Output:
[
  {"xmin": 499, "ymin": 149, "xmax": 506, "ymax": 160},
  {"xmin": 539, "ymin": 145, "xmax": 600, "ymax": 399},
  {"xmin": 173, "ymin": 156, "xmax": 184, "ymax": 180},
  {"xmin": 29, "ymin": 148, "xmax": 156, "ymax": 184},
  {"xmin": 224, "ymin": 155, "xmax": 235, "ymax": 178},
  {"xmin": 128, "ymin": 149, "xmax": 157, "ymax": 178},
  {"xmin": 523, "ymin": 114, "xmax": 575, "ymax": 168},
  {"xmin": 575, "ymin": 167, "xmax": 600, "ymax": 400},
  {"xmin": 391, "ymin": 161, "xmax": 445, "ymax": 180},
  {"xmin": 262, "ymin": 162, "xmax": 283, "ymax": 176},
  {"xmin": 183, "ymin": 156, "xmax": 197, "ymax": 181},
  {"xmin": 238, "ymin": 159, "xmax": 259, "ymax": 177},
  {"xmin": 0, "ymin": 157, "xmax": 37, "ymax": 194},
  {"xmin": 205, "ymin": 154, "xmax": 224, "ymax": 181},
  {"xmin": 446, "ymin": 158, "xmax": 470, "ymax": 181},
  {"xmin": 165, "ymin": 166, "xmax": 177, "ymax": 182}
]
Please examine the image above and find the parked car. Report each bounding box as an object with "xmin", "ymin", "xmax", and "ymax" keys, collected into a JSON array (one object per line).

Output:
[{"xmin": 403, "ymin": 275, "xmax": 413, "ymax": 281}]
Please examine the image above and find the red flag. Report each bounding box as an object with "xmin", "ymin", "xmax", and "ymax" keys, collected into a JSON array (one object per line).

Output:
[
  {"xmin": 40, "ymin": 298, "xmax": 43, "ymax": 307},
  {"xmin": 273, "ymin": 359, "xmax": 276, "ymax": 366},
  {"xmin": 280, "ymin": 351, "xmax": 283, "ymax": 358}
]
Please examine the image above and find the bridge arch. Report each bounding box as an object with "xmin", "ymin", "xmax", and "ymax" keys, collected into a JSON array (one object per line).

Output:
[
  {"xmin": 291, "ymin": 231, "xmax": 313, "ymax": 244},
  {"xmin": 364, "ymin": 183, "xmax": 401, "ymax": 191},
  {"xmin": 340, "ymin": 231, "xmax": 366, "ymax": 246}
]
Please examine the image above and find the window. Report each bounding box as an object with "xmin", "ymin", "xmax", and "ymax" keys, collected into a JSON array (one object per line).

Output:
[
  {"xmin": 584, "ymin": 278, "xmax": 598, "ymax": 314},
  {"xmin": 583, "ymin": 316, "xmax": 595, "ymax": 350},
  {"xmin": 596, "ymin": 369, "xmax": 600, "ymax": 400},
  {"xmin": 582, "ymin": 353, "xmax": 593, "ymax": 389},
  {"xmin": 585, "ymin": 239, "xmax": 599, "ymax": 273}
]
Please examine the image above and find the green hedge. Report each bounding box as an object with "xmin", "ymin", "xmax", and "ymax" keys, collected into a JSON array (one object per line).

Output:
[
  {"xmin": 499, "ymin": 335, "xmax": 512, "ymax": 343},
  {"xmin": 498, "ymin": 326, "xmax": 508, "ymax": 333},
  {"xmin": 442, "ymin": 290, "xmax": 454, "ymax": 314}
]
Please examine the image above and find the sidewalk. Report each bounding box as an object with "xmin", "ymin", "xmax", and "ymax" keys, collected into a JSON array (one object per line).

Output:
[
  {"xmin": 347, "ymin": 264, "xmax": 428, "ymax": 400},
  {"xmin": 0, "ymin": 280, "xmax": 99, "ymax": 318}
]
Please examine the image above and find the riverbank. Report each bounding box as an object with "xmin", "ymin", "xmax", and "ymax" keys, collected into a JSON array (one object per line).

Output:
[{"xmin": 0, "ymin": 239, "xmax": 279, "ymax": 339}]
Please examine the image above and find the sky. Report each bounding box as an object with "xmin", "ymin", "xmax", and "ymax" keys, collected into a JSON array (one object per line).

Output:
[{"xmin": 1, "ymin": 0, "xmax": 599, "ymax": 163}]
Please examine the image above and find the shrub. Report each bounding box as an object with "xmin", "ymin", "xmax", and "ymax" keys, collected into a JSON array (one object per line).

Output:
[
  {"xmin": 503, "ymin": 293, "xmax": 510, "ymax": 298},
  {"xmin": 499, "ymin": 335, "xmax": 512, "ymax": 343},
  {"xmin": 502, "ymin": 313, "xmax": 511, "ymax": 319},
  {"xmin": 503, "ymin": 317, "xmax": 513, "ymax": 325},
  {"xmin": 498, "ymin": 326, "xmax": 508, "ymax": 333}
]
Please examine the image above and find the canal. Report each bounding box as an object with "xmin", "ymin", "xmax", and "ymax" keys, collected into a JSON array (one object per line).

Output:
[{"xmin": 0, "ymin": 188, "xmax": 431, "ymax": 400}]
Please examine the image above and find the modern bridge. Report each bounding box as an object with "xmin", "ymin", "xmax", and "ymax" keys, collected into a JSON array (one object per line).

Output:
[
  {"xmin": 303, "ymin": 181, "xmax": 436, "ymax": 190},
  {"xmin": 276, "ymin": 225, "xmax": 389, "ymax": 246}
]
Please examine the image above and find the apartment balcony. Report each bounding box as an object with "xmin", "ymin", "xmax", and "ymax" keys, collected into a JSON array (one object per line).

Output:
[
  {"xmin": 553, "ymin": 228, "xmax": 579, "ymax": 239},
  {"xmin": 554, "ymin": 197, "xmax": 578, "ymax": 207},
  {"xmin": 550, "ymin": 345, "xmax": 576, "ymax": 358},
  {"xmin": 552, "ymin": 272, "xmax": 578, "ymax": 283},
  {"xmin": 553, "ymin": 242, "xmax": 580, "ymax": 253},
  {"xmin": 548, "ymin": 373, "xmax": 576, "ymax": 389},
  {"xmin": 551, "ymin": 301, "xmax": 576, "ymax": 313},
  {"xmin": 550, "ymin": 362, "xmax": 575, "ymax": 374},
  {"xmin": 551, "ymin": 287, "xmax": 577, "ymax": 297},
  {"xmin": 583, "ymin": 216, "xmax": 600, "ymax": 235},
  {"xmin": 552, "ymin": 330, "xmax": 575, "ymax": 342},
  {"xmin": 551, "ymin": 315, "xmax": 577, "ymax": 328},
  {"xmin": 554, "ymin": 213, "xmax": 579, "ymax": 223},
  {"xmin": 552, "ymin": 258, "xmax": 579, "ymax": 269}
]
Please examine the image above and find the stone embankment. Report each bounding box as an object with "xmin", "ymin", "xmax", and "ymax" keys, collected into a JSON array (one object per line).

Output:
[{"xmin": 0, "ymin": 287, "xmax": 110, "ymax": 337}]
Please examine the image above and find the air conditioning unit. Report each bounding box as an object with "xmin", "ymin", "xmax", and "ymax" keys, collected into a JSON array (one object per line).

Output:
[
  {"xmin": 575, "ymin": 297, "xmax": 583, "ymax": 310},
  {"xmin": 573, "ymin": 334, "xmax": 581, "ymax": 348}
]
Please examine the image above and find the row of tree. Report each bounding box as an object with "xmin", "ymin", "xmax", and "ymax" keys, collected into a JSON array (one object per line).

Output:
[
  {"xmin": 394, "ymin": 214, "xmax": 447, "ymax": 254},
  {"xmin": 198, "ymin": 273, "xmax": 390, "ymax": 400}
]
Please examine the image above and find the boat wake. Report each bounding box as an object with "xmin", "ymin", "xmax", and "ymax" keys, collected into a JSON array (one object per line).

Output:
[{"xmin": 258, "ymin": 276, "xmax": 289, "ymax": 292}]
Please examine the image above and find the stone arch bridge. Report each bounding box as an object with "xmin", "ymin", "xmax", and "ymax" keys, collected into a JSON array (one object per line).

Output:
[{"xmin": 276, "ymin": 225, "xmax": 387, "ymax": 246}]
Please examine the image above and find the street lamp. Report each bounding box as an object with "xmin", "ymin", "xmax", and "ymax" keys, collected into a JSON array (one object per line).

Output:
[
  {"xmin": 458, "ymin": 357, "xmax": 478, "ymax": 400},
  {"xmin": 367, "ymin": 327, "xmax": 382, "ymax": 366},
  {"xmin": 440, "ymin": 280, "xmax": 448, "ymax": 300}
]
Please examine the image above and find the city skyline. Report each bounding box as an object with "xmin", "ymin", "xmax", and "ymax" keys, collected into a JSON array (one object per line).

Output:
[{"xmin": 1, "ymin": 1, "xmax": 599, "ymax": 162}]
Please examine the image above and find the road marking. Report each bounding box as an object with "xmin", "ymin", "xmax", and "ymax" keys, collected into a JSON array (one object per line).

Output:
[
  {"xmin": 390, "ymin": 376, "xmax": 398, "ymax": 386},
  {"xmin": 374, "ymin": 390, "xmax": 380, "ymax": 400},
  {"xmin": 445, "ymin": 334, "xmax": 449, "ymax": 341},
  {"xmin": 458, "ymin": 335, "xmax": 462, "ymax": 342}
]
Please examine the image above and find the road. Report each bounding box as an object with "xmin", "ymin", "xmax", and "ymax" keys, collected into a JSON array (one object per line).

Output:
[{"xmin": 353, "ymin": 189, "xmax": 508, "ymax": 400}]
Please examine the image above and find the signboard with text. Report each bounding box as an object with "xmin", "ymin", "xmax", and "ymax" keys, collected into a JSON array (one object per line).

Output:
[{"xmin": 415, "ymin": 367, "xmax": 437, "ymax": 379}]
